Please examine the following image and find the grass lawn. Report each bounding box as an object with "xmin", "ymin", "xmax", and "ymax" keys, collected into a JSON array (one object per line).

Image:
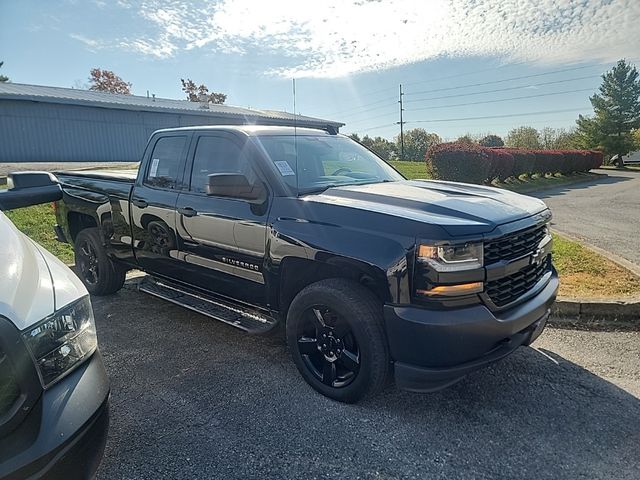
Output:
[
  {"xmin": 388, "ymin": 160, "xmax": 430, "ymax": 179},
  {"xmin": 4, "ymin": 202, "xmax": 74, "ymax": 264},
  {"xmin": 2, "ymin": 192, "xmax": 639, "ymax": 299},
  {"xmin": 552, "ymin": 233, "xmax": 640, "ymax": 298}
]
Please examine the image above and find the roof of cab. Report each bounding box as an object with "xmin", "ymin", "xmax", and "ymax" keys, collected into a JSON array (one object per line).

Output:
[{"xmin": 153, "ymin": 125, "xmax": 342, "ymax": 137}]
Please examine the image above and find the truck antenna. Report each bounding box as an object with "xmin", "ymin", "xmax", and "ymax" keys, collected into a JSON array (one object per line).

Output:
[{"xmin": 293, "ymin": 78, "xmax": 299, "ymax": 194}]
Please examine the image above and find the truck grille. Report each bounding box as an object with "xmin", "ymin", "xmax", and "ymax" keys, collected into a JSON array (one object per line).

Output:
[
  {"xmin": 486, "ymin": 257, "xmax": 551, "ymax": 308},
  {"xmin": 0, "ymin": 347, "xmax": 21, "ymax": 418},
  {"xmin": 484, "ymin": 225, "xmax": 547, "ymax": 265}
]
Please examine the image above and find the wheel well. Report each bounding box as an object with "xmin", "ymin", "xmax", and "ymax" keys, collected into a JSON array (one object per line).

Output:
[
  {"xmin": 67, "ymin": 212, "xmax": 98, "ymax": 241},
  {"xmin": 278, "ymin": 257, "xmax": 388, "ymax": 316}
]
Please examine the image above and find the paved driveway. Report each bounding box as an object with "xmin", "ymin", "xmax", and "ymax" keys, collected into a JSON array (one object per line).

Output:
[
  {"xmin": 93, "ymin": 285, "xmax": 640, "ymax": 480},
  {"xmin": 534, "ymin": 169, "xmax": 640, "ymax": 266}
]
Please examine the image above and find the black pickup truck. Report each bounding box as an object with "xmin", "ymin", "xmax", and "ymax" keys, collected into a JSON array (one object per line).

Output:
[{"xmin": 2, "ymin": 125, "xmax": 558, "ymax": 403}]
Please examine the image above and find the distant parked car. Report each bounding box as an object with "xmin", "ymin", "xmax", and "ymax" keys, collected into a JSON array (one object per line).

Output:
[
  {"xmin": 611, "ymin": 152, "xmax": 640, "ymax": 166},
  {"xmin": 0, "ymin": 202, "xmax": 109, "ymax": 479}
]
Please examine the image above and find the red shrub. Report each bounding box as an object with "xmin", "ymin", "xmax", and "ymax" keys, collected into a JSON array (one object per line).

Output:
[
  {"xmin": 425, "ymin": 142, "xmax": 492, "ymax": 184},
  {"xmin": 488, "ymin": 149, "xmax": 514, "ymax": 181}
]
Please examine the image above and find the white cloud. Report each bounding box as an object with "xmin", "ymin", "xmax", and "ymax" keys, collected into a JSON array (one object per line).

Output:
[
  {"xmin": 69, "ymin": 33, "xmax": 102, "ymax": 49},
  {"xmin": 92, "ymin": 0, "xmax": 640, "ymax": 77}
]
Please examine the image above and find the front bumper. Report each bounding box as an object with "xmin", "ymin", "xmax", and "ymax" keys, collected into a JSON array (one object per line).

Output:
[
  {"xmin": 0, "ymin": 351, "xmax": 110, "ymax": 480},
  {"xmin": 385, "ymin": 271, "xmax": 558, "ymax": 392}
]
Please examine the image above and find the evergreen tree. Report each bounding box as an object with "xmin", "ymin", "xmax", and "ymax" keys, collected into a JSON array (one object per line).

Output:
[{"xmin": 575, "ymin": 60, "xmax": 640, "ymax": 158}]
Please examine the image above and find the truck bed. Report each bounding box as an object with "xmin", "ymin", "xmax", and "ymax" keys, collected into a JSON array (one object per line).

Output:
[{"xmin": 54, "ymin": 168, "xmax": 138, "ymax": 183}]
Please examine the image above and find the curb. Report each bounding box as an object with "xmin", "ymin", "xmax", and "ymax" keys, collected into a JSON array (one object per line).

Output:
[{"xmin": 551, "ymin": 297, "xmax": 640, "ymax": 329}]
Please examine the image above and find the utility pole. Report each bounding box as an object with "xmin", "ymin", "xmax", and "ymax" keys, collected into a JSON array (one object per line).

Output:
[{"xmin": 398, "ymin": 84, "xmax": 405, "ymax": 161}]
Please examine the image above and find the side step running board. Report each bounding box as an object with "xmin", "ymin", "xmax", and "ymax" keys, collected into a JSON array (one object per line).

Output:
[{"xmin": 138, "ymin": 276, "xmax": 278, "ymax": 334}]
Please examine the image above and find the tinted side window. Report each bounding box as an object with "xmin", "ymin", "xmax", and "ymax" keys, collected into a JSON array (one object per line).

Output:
[
  {"xmin": 190, "ymin": 136, "xmax": 256, "ymax": 194},
  {"xmin": 144, "ymin": 136, "xmax": 187, "ymax": 189}
]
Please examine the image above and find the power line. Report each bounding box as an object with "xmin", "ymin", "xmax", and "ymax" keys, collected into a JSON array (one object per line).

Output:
[
  {"xmin": 332, "ymin": 75, "xmax": 597, "ymax": 120},
  {"xmin": 402, "ymin": 60, "xmax": 530, "ymax": 87},
  {"xmin": 404, "ymin": 75, "xmax": 599, "ymax": 104},
  {"xmin": 404, "ymin": 64, "xmax": 604, "ymax": 96},
  {"xmin": 342, "ymin": 109, "xmax": 402, "ymax": 124},
  {"xmin": 333, "ymin": 100, "xmax": 397, "ymax": 120},
  {"xmin": 351, "ymin": 122, "xmax": 397, "ymax": 133},
  {"xmin": 323, "ymin": 95, "xmax": 396, "ymax": 118},
  {"xmin": 408, "ymin": 87, "xmax": 595, "ymax": 112},
  {"xmin": 407, "ymin": 106, "xmax": 591, "ymax": 124}
]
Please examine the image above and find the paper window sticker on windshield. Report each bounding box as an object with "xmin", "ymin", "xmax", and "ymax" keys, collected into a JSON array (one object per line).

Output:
[
  {"xmin": 150, "ymin": 158, "xmax": 160, "ymax": 177},
  {"xmin": 274, "ymin": 161, "xmax": 296, "ymax": 176}
]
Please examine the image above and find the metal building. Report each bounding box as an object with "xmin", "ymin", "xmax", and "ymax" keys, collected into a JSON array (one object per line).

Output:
[{"xmin": 0, "ymin": 83, "xmax": 343, "ymax": 162}]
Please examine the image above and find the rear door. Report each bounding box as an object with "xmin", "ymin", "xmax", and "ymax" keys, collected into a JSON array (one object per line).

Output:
[
  {"xmin": 130, "ymin": 133, "xmax": 190, "ymax": 278},
  {"xmin": 175, "ymin": 132, "xmax": 270, "ymax": 307}
]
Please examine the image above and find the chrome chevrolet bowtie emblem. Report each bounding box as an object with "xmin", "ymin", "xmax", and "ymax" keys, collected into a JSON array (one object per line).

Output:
[{"xmin": 531, "ymin": 247, "xmax": 545, "ymax": 266}]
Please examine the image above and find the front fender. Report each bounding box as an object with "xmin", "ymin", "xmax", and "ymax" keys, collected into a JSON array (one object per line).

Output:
[{"xmin": 268, "ymin": 215, "xmax": 413, "ymax": 305}]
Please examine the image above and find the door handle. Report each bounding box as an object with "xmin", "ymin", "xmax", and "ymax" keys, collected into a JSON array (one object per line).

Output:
[
  {"xmin": 132, "ymin": 199, "xmax": 148, "ymax": 208},
  {"xmin": 178, "ymin": 207, "xmax": 198, "ymax": 217}
]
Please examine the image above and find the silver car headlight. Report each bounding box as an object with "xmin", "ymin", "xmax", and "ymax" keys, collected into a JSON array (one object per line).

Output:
[
  {"xmin": 23, "ymin": 296, "xmax": 97, "ymax": 388},
  {"xmin": 417, "ymin": 242, "xmax": 484, "ymax": 272}
]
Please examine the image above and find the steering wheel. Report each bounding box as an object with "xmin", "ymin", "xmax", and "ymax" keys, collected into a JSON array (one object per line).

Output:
[{"xmin": 331, "ymin": 167, "xmax": 352, "ymax": 176}]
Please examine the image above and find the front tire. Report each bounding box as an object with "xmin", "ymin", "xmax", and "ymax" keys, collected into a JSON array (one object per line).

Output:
[
  {"xmin": 286, "ymin": 279, "xmax": 390, "ymax": 403},
  {"xmin": 74, "ymin": 228, "xmax": 126, "ymax": 295}
]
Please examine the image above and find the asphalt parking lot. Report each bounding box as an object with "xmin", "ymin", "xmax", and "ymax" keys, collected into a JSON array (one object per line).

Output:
[
  {"xmin": 94, "ymin": 281, "xmax": 640, "ymax": 480},
  {"xmin": 535, "ymin": 169, "xmax": 640, "ymax": 266}
]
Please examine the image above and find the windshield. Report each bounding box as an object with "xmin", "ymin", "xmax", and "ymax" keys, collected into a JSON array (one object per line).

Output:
[{"xmin": 254, "ymin": 135, "xmax": 404, "ymax": 194}]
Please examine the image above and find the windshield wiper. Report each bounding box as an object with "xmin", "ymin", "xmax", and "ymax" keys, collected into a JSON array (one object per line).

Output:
[
  {"xmin": 297, "ymin": 184, "xmax": 341, "ymax": 196},
  {"xmin": 297, "ymin": 179, "xmax": 397, "ymax": 196}
]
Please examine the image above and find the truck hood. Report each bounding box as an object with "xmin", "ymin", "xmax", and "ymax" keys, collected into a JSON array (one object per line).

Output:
[
  {"xmin": 0, "ymin": 211, "xmax": 87, "ymax": 331},
  {"xmin": 306, "ymin": 180, "xmax": 548, "ymax": 236}
]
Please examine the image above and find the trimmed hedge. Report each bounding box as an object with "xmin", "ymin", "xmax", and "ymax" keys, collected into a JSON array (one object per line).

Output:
[
  {"xmin": 425, "ymin": 143, "xmax": 492, "ymax": 184},
  {"xmin": 425, "ymin": 143, "xmax": 601, "ymax": 184}
]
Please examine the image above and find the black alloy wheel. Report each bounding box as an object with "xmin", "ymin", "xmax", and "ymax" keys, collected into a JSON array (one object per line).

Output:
[
  {"xmin": 286, "ymin": 278, "xmax": 390, "ymax": 403},
  {"xmin": 77, "ymin": 238, "xmax": 99, "ymax": 286},
  {"xmin": 297, "ymin": 306, "xmax": 361, "ymax": 388},
  {"xmin": 73, "ymin": 228, "xmax": 126, "ymax": 296}
]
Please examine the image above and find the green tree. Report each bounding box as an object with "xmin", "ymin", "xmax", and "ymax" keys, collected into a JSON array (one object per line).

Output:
[
  {"xmin": 368, "ymin": 136, "xmax": 397, "ymax": 160},
  {"xmin": 456, "ymin": 135, "xmax": 477, "ymax": 145},
  {"xmin": 89, "ymin": 68, "xmax": 131, "ymax": 94},
  {"xmin": 479, "ymin": 134, "xmax": 504, "ymax": 147},
  {"xmin": 575, "ymin": 59, "xmax": 640, "ymax": 159},
  {"xmin": 0, "ymin": 61, "xmax": 9, "ymax": 83},
  {"xmin": 506, "ymin": 126, "xmax": 541, "ymax": 149},
  {"xmin": 181, "ymin": 78, "xmax": 226, "ymax": 104},
  {"xmin": 540, "ymin": 127, "xmax": 578, "ymax": 149},
  {"xmin": 396, "ymin": 128, "xmax": 441, "ymax": 161},
  {"xmin": 633, "ymin": 129, "xmax": 640, "ymax": 150},
  {"xmin": 348, "ymin": 133, "xmax": 361, "ymax": 142}
]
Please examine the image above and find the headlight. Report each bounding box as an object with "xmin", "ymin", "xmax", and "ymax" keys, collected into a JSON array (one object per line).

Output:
[
  {"xmin": 23, "ymin": 296, "xmax": 97, "ymax": 388},
  {"xmin": 417, "ymin": 242, "xmax": 483, "ymax": 272}
]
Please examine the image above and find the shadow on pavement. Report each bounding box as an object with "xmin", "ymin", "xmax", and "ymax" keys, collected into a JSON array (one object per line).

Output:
[
  {"xmin": 534, "ymin": 172, "xmax": 633, "ymax": 200},
  {"xmin": 93, "ymin": 288, "xmax": 640, "ymax": 480}
]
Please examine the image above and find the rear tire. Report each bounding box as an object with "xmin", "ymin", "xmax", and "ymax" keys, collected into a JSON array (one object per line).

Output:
[
  {"xmin": 74, "ymin": 228, "xmax": 126, "ymax": 295},
  {"xmin": 286, "ymin": 278, "xmax": 390, "ymax": 403}
]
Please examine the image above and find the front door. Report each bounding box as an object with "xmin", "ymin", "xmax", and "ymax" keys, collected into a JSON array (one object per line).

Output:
[
  {"xmin": 175, "ymin": 133, "xmax": 270, "ymax": 307},
  {"xmin": 130, "ymin": 133, "xmax": 189, "ymax": 278}
]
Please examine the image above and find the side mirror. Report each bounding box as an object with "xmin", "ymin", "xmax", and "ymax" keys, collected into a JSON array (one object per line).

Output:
[
  {"xmin": 0, "ymin": 171, "xmax": 62, "ymax": 211},
  {"xmin": 8, "ymin": 171, "xmax": 58, "ymax": 189},
  {"xmin": 206, "ymin": 173, "xmax": 266, "ymax": 203}
]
